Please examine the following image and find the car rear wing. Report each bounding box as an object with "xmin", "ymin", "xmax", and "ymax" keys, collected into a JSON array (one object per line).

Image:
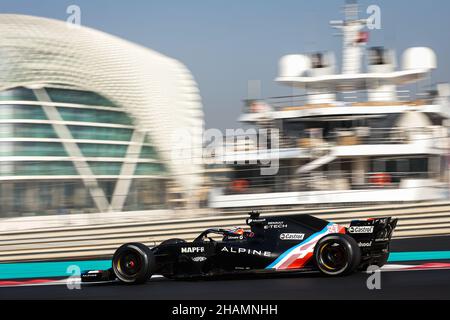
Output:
[{"xmin": 347, "ymin": 217, "xmax": 398, "ymax": 245}]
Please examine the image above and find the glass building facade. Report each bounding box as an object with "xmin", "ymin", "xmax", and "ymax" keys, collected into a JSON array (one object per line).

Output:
[{"xmin": 0, "ymin": 87, "xmax": 168, "ymax": 217}]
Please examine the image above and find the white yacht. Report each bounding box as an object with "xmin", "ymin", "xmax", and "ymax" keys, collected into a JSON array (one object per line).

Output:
[{"xmin": 209, "ymin": 1, "xmax": 450, "ymax": 209}]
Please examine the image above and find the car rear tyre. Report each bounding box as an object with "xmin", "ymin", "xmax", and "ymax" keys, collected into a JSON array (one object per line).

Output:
[
  {"xmin": 314, "ymin": 234, "xmax": 361, "ymax": 276},
  {"xmin": 112, "ymin": 243, "xmax": 155, "ymax": 284}
]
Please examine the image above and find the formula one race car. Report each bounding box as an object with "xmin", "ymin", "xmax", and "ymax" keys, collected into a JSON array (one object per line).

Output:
[{"xmin": 81, "ymin": 212, "xmax": 398, "ymax": 284}]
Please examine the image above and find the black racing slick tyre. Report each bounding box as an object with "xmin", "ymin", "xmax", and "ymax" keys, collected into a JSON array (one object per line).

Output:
[
  {"xmin": 112, "ymin": 243, "xmax": 155, "ymax": 284},
  {"xmin": 314, "ymin": 234, "xmax": 361, "ymax": 276}
]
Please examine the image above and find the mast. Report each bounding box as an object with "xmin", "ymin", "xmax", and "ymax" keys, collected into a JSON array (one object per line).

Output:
[{"xmin": 330, "ymin": 0, "xmax": 368, "ymax": 75}]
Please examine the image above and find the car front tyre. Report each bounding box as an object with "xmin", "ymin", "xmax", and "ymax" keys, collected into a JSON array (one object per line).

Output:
[{"xmin": 112, "ymin": 243, "xmax": 155, "ymax": 284}]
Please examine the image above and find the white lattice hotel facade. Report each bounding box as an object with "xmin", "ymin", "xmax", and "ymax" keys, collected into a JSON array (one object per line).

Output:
[{"xmin": 0, "ymin": 14, "xmax": 204, "ymax": 217}]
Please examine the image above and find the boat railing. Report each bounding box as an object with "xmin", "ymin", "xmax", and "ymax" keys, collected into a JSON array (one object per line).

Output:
[
  {"xmin": 326, "ymin": 127, "xmax": 441, "ymax": 145},
  {"xmin": 271, "ymin": 127, "xmax": 445, "ymax": 150},
  {"xmin": 222, "ymin": 171, "xmax": 437, "ymax": 195},
  {"xmin": 221, "ymin": 126, "xmax": 446, "ymax": 152},
  {"xmin": 243, "ymin": 89, "xmax": 435, "ymax": 113}
]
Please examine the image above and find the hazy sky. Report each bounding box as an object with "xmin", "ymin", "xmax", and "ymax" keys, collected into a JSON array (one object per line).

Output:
[{"xmin": 1, "ymin": 0, "xmax": 449, "ymax": 129}]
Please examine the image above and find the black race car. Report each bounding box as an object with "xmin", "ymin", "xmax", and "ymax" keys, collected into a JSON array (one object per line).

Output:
[{"xmin": 81, "ymin": 212, "xmax": 398, "ymax": 284}]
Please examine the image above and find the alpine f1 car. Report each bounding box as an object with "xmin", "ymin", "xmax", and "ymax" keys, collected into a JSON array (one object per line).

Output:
[{"xmin": 81, "ymin": 212, "xmax": 398, "ymax": 284}]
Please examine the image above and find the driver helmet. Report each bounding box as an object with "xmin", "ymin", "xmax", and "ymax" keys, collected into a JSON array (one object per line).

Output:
[{"xmin": 228, "ymin": 227, "xmax": 245, "ymax": 235}]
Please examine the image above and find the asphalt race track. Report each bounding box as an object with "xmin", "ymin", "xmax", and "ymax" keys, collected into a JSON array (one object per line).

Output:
[
  {"xmin": 2, "ymin": 268, "xmax": 450, "ymax": 300},
  {"xmin": 1, "ymin": 236, "xmax": 450, "ymax": 300}
]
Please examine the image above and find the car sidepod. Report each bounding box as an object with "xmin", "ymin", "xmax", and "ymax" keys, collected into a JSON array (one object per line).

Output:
[{"xmin": 265, "ymin": 222, "xmax": 347, "ymax": 271}]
